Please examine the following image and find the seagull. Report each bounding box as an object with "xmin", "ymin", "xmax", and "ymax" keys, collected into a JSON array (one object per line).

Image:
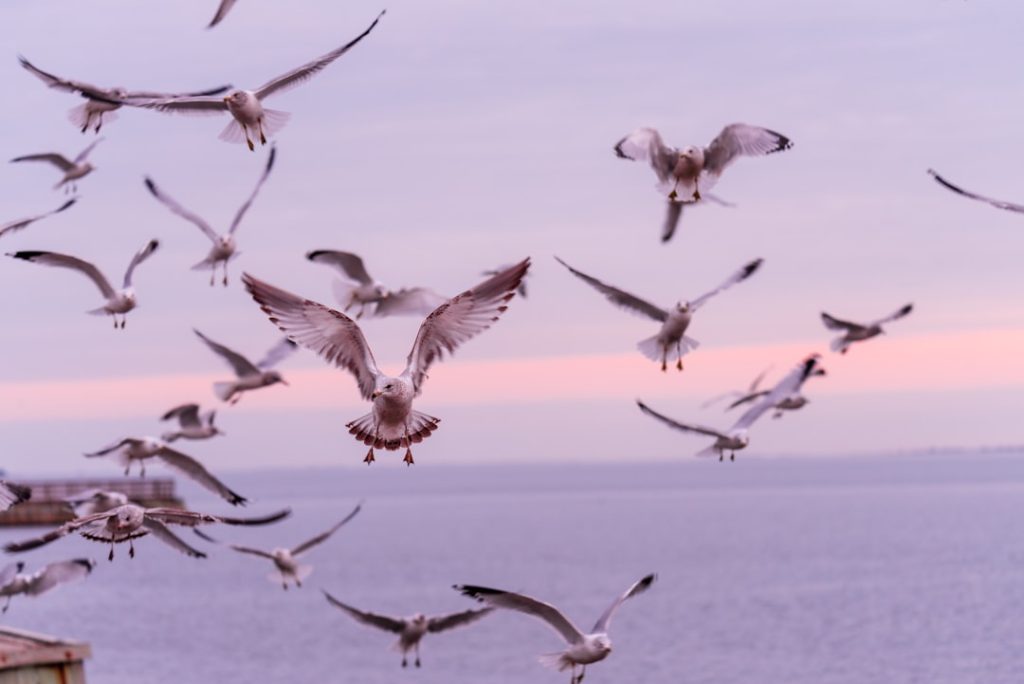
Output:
[
  {"xmin": 208, "ymin": 0, "xmax": 239, "ymax": 28},
  {"xmin": 18, "ymin": 55, "xmax": 231, "ymax": 134},
  {"xmin": 702, "ymin": 365, "xmax": 773, "ymax": 409},
  {"xmin": 821, "ymin": 304, "xmax": 913, "ymax": 354},
  {"xmin": 226, "ymin": 502, "xmax": 362, "ymax": 589},
  {"xmin": 6, "ymin": 239, "xmax": 159, "ymax": 328},
  {"xmin": 455, "ymin": 574, "xmax": 656, "ymax": 684},
  {"xmin": 0, "ymin": 482, "xmax": 31, "ymax": 511},
  {"xmin": 145, "ymin": 146, "xmax": 275, "ymax": 286},
  {"xmin": 306, "ymin": 249, "xmax": 447, "ymax": 319},
  {"xmin": 160, "ymin": 403, "xmax": 222, "ymax": 442},
  {"xmin": 723, "ymin": 355, "xmax": 826, "ymax": 418},
  {"xmin": 482, "ymin": 263, "xmax": 530, "ymax": 299},
  {"xmin": 10, "ymin": 139, "xmax": 103, "ymax": 193},
  {"xmin": 0, "ymin": 559, "xmax": 95, "ymax": 613},
  {"xmin": 636, "ymin": 395, "xmax": 776, "ymax": 461},
  {"xmin": 323, "ymin": 592, "xmax": 494, "ymax": 668},
  {"xmin": 614, "ymin": 125, "xmax": 791, "ymax": 242},
  {"xmin": 555, "ymin": 256, "xmax": 763, "ymax": 371},
  {"xmin": 84, "ymin": 437, "xmax": 247, "ymax": 505},
  {"xmin": 0, "ymin": 198, "xmax": 76, "ymax": 240},
  {"xmin": 63, "ymin": 489, "xmax": 129, "ymax": 517},
  {"xmin": 241, "ymin": 259, "xmax": 529, "ymax": 465},
  {"xmin": 137, "ymin": 11, "xmax": 385, "ymax": 150},
  {"xmin": 927, "ymin": 169, "xmax": 1024, "ymax": 214},
  {"xmin": 194, "ymin": 329, "xmax": 296, "ymax": 403},
  {"xmin": 3, "ymin": 504, "xmax": 290, "ymax": 561}
]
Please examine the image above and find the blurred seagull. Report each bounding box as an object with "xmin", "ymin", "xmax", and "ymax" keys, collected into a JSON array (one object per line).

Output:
[
  {"xmin": 323, "ymin": 592, "xmax": 494, "ymax": 668},
  {"xmin": 10, "ymin": 139, "xmax": 103, "ymax": 193},
  {"xmin": 3, "ymin": 504, "xmax": 290, "ymax": 561},
  {"xmin": 307, "ymin": 249, "xmax": 447, "ymax": 318},
  {"xmin": 702, "ymin": 365, "xmax": 773, "ymax": 409},
  {"xmin": 138, "ymin": 11, "xmax": 385, "ymax": 150},
  {"xmin": 242, "ymin": 259, "xmax": 529, "ymax": 465},
  {"xmin": 927, "ymin": 169, "xmax": 1024, "ymax": 214},
  {"xmin": 0, "ymin": 198, "xmax": 76, "ymax": 240},
  {"xmin": 0, "ymin": 559, "xmax": 94, "ymax": 613},
  {"xmin": 636, "ymin": 397, "xmax": 775, "ymax": 461},
  {"xmin": 0, "ymin": 482, "xmax": 31, "ymax": 511},
  {"xmin": 64, "ymin": 489, "xmax": 129, "ymax": 517},
  {"xmin": 160, "ymin": 403, "xmax": 222, "ymax": 442},
  {"xmin": 194, "ymin": 329, "xmax": 296, "ymax": 403},
  {"xmin": 821, "ymin": 304, "xmax": 913, "ymax": 354},
  {"xmin": 85, "ymin": 437, "xmax": 247, "ymax": 505},
  {"xmin": 208, "ymin": 0, "xmax": 239, "ymax": 28},
  {"xmin": 18, "ymin": 55, "xmax": 231, "ymax": 134},
  {"xmin": 455, "ymin": 574, "xmax": 656, "ymax": 684},
  {"xmin": 555, "ymin": 256, "xmax": 763, "ymax": 371},
  {"xmin": 145, "ymin": 146, "xmax": 275, "ymax": 286},
  {"xmin": 6, "ymin": 239, "xmax": 159, "ymax": 328},
  {"xmin": 724, "ymin": 354, "xmax": 826, "ymax": 419},
  {"xmin": 226, "ymin": 502, "xmax": 362, "ymax": 589}
]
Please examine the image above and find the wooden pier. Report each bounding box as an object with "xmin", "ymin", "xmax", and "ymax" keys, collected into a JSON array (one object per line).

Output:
[
  {"xmin": 0, "ymin": 627, "xmax": 90, "ymax": 683},
  {"xmin": 0, "ymin": 478, "xmax": 183, "ymax": 527}
]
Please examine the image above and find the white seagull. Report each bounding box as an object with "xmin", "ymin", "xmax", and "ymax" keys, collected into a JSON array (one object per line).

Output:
[
  {"xmin": 455, "ymin": 574, "xmax": 656, "ymax": 684},
  {"xmin": 18, "ymin": 55, "xmax": 231, "ymax": 134},
  {"xmin": 84, "ymin": 437, "xmax": 247, "ymax": 505},
  {"xmin": 138, "ymin": 11, "xmax": 385, "ymax": 150},
  {"xmin": 307, "ymin": 249, "xmax": 447, "ymax": 319},
  {"xmin": 160, "ymin": 403, "xmax": 222, "ymax": 442},
  {"xmin": 63, "ymin": 489, "xmax": 129, "ymax": 517},
  {"xmin": 3, "ymin": 504, "xmax": 290, "ymax": 561},
  {"xmin": 636, "ymin": 396, "xmax": 775, "ymax": 461},
  {"xmin": 145, "ymin": 146, "xmax": 275, "ymax": 286},
  {"xmin": 10, "ymin": 139, "xmax": 103, "ymax": 193},
  {"xmin": 323, "ymin": 592, "xmax": 494, "ymax": 668},
  {"xmin": 226, "ymin": 502, "xmax": 362, "ymax": 589},
  {"xmin": 6, "ymin": 239, "xmax": 159, "ymax": 328},
  {"xmin": 208, "ymin": 0, "xmax": 239, "ymax": 28},
  {"xmin": 556, "ymin": 256, "xmax": 763, "ymax": 371},
  {"xmin": 821, "ymin": 304, "xmax": 913, "ymax": 354},
  {"xmin": 0, "ymin": 482, "xmax": 32, "ymax": 511},
  {"xmin": 0, "ymin": 559, "xmax": 95, "ymax": 613},
  {"xmin": 194, "ymin": 329, "xmax": 296, "ymax": 403},
  {"xmin": 0, "ymin": 198, "xmax": 76, "ymax": 240},
  {"xmin": 927, "ymin": 169, "xmax": 1024, "ymax": 214},
  {"xmin": 723, "ymin": 354, "xmax": 826, "ymax": 418},
  {"xmin": 241, "ymin": 259, "xmax": 529, "ymax": 465}
]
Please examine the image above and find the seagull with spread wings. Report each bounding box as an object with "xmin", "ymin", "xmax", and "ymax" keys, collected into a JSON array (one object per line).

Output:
[
  {"xmin": 0, "ymin": 198, "xmax": 76, "ymax": 240},
  {"xmin": 160, "ymin": 403, "xmax": 222, "ymax": 442},
  {"xmin": 3, "ymin": 504, "xmax": 290, "ymax": 561},
  {"xmin": 6, "ymin": 239, "xmax": 159, "ymax": 328},
  {"xmin": 307, "ymin": 249, "xmax": 447, "ymax": 319},
  {"xmin": 137, "ymin": 11, "xmax": 385, "ymax": 150},
  {"xmin": 556, "ymin": 256, "xmax": 762, "ymax": 371},
  {"xmin": 18, "ymin": 55, "xmax": 230, "ymax": 134},
  {"xmin": 85, "ymin": 437, "xmax": 247, "ymax": 505},
  {"xmin": 637, "ymin": 393, "xmax": 778, "ymax": 461},
  {"xmin": 194, "ymin": 329, "xmax": 296, "ymax": 403},
  {"xmin": 63, "ymin": 489, "xmax": 128, "ymax": 517},
  {"xmin": 242, "ymin": 259, "xmax": 529, "ymax": 465},
  {"xmin": 323, "ymin": 591, "xmax": 494, "ymax": 668},
  {"xmin": 225, "ymin": 503, "xmax": 362, "ymax": 589},
  {"xmin": 146, "ymin": 146, "xmax": 275, "ymax": 286},
  {"xmin": 723, "ymin": 354, "xmax": 826, "ymax": 418},
  {"xmin": 821, "ymin": 304, "xmax": 913, "ymax": 354},
  {"xmin": 0, "ymin": 559, "xmax": 94, "ymax": 613},
  {"xmin": 10, "ymin": 139, "xmax": 103, "ymax": 193},
  {"xmin": 927, "ymin": 169, "xmax": 1024, "ymax": 214},
  {"xmin": 455, "ymin": 574, "xmax": 656, "ymax": 684}
]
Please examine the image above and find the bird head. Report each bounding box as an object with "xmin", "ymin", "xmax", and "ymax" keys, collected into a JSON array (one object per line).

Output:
[
  {"xmin": 371, "ymin": 381, "xmax": 399, "ymax": 400},
  {"xmin": 594, "ymin": 635, "xmax": 612, "ymax": 653},
  {"xmin": 681, "ymin": 146, "xmax": 704, "ymax": 164},
  {"xmin": 264, "ymin": 370, "xmax": 288, "ymax": 387},
  {"xmin": 675, "ymin": 301, "xmax": 691, "ymax": 314},
  {"xmin": 411, "ymin": 613, "xmax": 427, "ymax": 625},
  {"xmin": 224, "ymin": 91, "xmax": 248, "ymax": 107},
  {"xmin": 217, "ymin": 235, "xmax": 235, "ymax": 250}
]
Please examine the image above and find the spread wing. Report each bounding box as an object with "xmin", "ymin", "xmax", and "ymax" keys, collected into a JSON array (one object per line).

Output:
[
  {"xmin": 18, "ymin": 56, "xmax": 119, "ymax": 103},
  {"xmin": 207, "ymin": 0, "xmax": 238, "ymax": 28},
  {"xmin": 726, "ymin": 391, "xmax": 769, "ymax": 411},
  {"xmin": 730, "ymin": 357, "xmax": 822, "ymax": 432},
  {"xmin": 372, "ymin": 288, "xmax": 448, "ymax": 317},
  {"xmin": 254, "ymin": 11, "xmax": 386, "ymax": 100},
  {"xmin": 0, "ymin": 562, "xmax": 23, "ymax": 588},
  {"xmin": 144, "ymin": 177, "xmax": 218, "ymax": 241},
  {"xmin": 161, "ymin": 403, "xmax": 202, "ymax": 427},
  {"xmin": 592, "ymin": 573, "xmax": 656, "ymax": 633},
  {"xmin": 24, "ymin": 559, "xmax": 94, "ymax": 596},
  {"xmin": 7, "ymin": 250, "xmax": 116, "ymax": 299},
  {"xmin": 145, "ymin": 507, "xmax": 290, "ymax": 527},
  {"xmin": 122, "ymin": 239, "xmax": 160, "ymax": 288},
  {"xmin": 689, "ymin": 258, "xmax": 763, "ymax": 310},
  {"xmin": 3, "ymin": 511, "xmax": 114, "ymax": 553},
  {"xmin": 0, "ymin": 198, "xmax": 76, "ymax": 239},
  {"xmin": 229, "ymin": 145, "xmax": 276, "ymax": 234},
  {"xmin": 703, "ymin": 123, "xmax": 793, "ymax": 178},
  {"xmin": 137, "ymin": 96, "xmax": 228, "ymax": 116},
  {"xmin": 454, "ymin": 584, "xmax": 584, "ymax": 645},
  {"xmin": 0, "ymin": 481, "xmax": 31, "ymax": 511},
  {"xmin": 154, "ymin": 446, "xmax": 246, "ymax": 506},
  {"xmin": 84, "ymin": 437, "xmax": 137, "ymax": 457},
  {"xmin": 73, "ymin": 138, "xmax": 103, "ymax": 164},
  {"xmin": 635, "ymin": 400, "xmax": 728, "ymax": 440},
  {"xmin": 242, "ymin": 274, "xmax": 382, "ymax": 400},
  {"xmin": 228, "ymin": 545, "xmax": 275, "ymax": 560},
  {"xmin": 120, "ymin": 85, "xmax": 234, "ymax": 100},
  {"xmin": 291, "ymin": 502, "xmax": 362, "ymax": 556},
  {"xmin": 305, "ymin": 250, "xmax": 374, "ymax": 284},
  {"xmin": 820, "ymin": 312, "xmax": 863, "ymax": 333},
  {"xmin": 555, "ymin": 257, "xmax": 667, "ymax": 321},
  {"xmin": 322, "ymin": 591, "xmax": 406, "ymax": 633},
  {"xmin": 194, "ymin": 329, "xmax": 261, "ymax": 378},
  {"xmin": 661, "ymin": 200, "xmax": 684, "ymax": 243},
  {"xmin": 614, "ymin": 127, "xmax": 677, "ymax": 184},
  {"xmin": 10, "ymin": 153, "xmax": 75, "ymax": 172},
  {"xmin": 927, "ymin": 169, "xmax": 1024, "ymax": 214},
  {"xmin": 872, "ymin": 303, "xmax": 913, "ymax": 327},
  {"xmin": 256, "ymin": 337, "xmax": 297, "ymax": 370},
  {"xmin": 403, "ymin": 259, "xmax": 529, "ymax": 395},
  {"xmin": 427, "ymin": 607, "xmax": 495, "ymax": 633},
  {"xmin": 142, "ymin": 518, "xmax": 206, "ymax": 558}
]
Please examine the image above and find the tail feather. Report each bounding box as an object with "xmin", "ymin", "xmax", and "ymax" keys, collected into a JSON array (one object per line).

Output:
[
  {"xmin": 346, "ymin": 410, "xmax": 440, "ymax": 450},
  {"xmin": 67, "ymin": 103, "xmax": 93, "ymax": 133},
  {"xmin": 213, "ymin": 381, "xmax": 236, "ymax": 402},
  {"xmin": 538, "ymin": 653, "xmax": 574, "ymax": 672},
  {"xmin": 259, "ymin": 108, "xmax": 291, "ymax": 140},
  {"xmin": 636, "ymin": 335, "xmax": 664, "ymax": 362},
  {"xmin": 830, "ymin": 337, "xmax": 847, "ymax": 353},
  {"xmin": 331, "ymin": 279, "xmax": 358, "ymax": 310},
  {"xmin": 86, "ymin": 306, "xmax": 110, "ymax": 316},
  {"xmin": 219, "ymin": 118, "xmax": 249, "ymax": 144},
  {"xmin": 695, "ymin": 444, "xmax": 720, "ymax": 459},
  {"xmin": 191, "ymin": 257, "xmax": 218, "ymax": 271}
]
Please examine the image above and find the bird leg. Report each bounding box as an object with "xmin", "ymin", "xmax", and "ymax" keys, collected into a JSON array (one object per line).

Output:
[
  {"xmin": 660, "ymin": 351, "xmax": 668, "ymax": 372},
  {"xmin": 676, "ymin": 343, "xmax": 684, "ymax": 371},
  {"xmin": 730, "ymin": 452, "xmax": 736, "ymax": 462},
  {"xmin": 112, "ymin": 315, "xmax": 118, "ymax": 329},
  {"xmin": 1, "ymin": 597, "xmax": 10, "ymax": 613},
  {"xmin": 295, "ymin": 577, "xmax": 302, "ymax": 588},
  {"xmin": 129, "ymin": 538, "xmax": 135, "ymax": 558},
  {"xmin": 718, "ymin": 451, "xmax": 724, "ymax": 462},
  {"xmin": 108, "ymin": 542, "xmax": 115, "ymax": 561},
  {"xmin": 364, "ymin": 447, "xmax": 376, "ymax": 464},
  {"xmin": 95, "ymin": 114, "xmax": 104, "ymax": 134},
  {"xmin": 140, "ymin": 460, "xmax": 146, "ymax": 478},
  {"xmin": 119, "ymin": 317, "xmax": 126, "ymax": 329},
  {"xmin": 578, "ymin": 666, "xmax": 586, "ymax": 683},
  {"xmin": 403, "ymin": 448, "xmax": 415, "ymax": 466},
  {"xmin": 414, "ymin": 643, "xmax": 421, "ymax": 668},
  {"xmin": 210, "ymin": 270, "xmax": 216, "ymax": 287},
  {"xmin": 282, "ymin": 581, "xmax": 288, "ymax": 591},
  {"xmin": 222, "ymin": 261, "xmax": 229, "ymax": 287},
  {"xmin": 258, "ymin": 119, "xmax": 267, "ymax": 145},
  {"xmin": 401, "ymin": 655, "xmax": 408, "ymax": 668}
]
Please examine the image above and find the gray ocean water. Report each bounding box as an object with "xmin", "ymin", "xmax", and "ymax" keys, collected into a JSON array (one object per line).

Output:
[{"xmin": 2, "ymin": 453, "xmax": 1023, "ymax": 684}]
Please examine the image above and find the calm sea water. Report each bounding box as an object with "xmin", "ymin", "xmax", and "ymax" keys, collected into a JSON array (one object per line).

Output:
[{"xmin": 3, "ymin": 453, "xmax": 1024, "ymax": 684}]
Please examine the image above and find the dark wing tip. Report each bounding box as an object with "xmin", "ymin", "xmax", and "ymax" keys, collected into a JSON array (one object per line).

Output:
[
  {"xmin": 305, "ymin": 250, "xmax": 327, "ymax": 261},
  {"xmin": 743, "ymin": 258, "xmax": 764, "ymax": 277},
  {"xmin": 148, "ymin": 239, "xmax": 160, "ymax": 250},
  {"xmin": 639, "ymin": 573, "xmax": 657, "ymax": 588},
  {"xmin": 613, "ymin": 138, "xmax": 629, "ymax": 159},
  {"xmin": 453, "ymin": 584, "xmax": 499, "ymax": 601},
  {"xmin": 5, "ymin": 482, "xmax": 32, "ymax": 504},
  {"xmin": 143, "ymin": 177, "xmax": 158, "ymax": 194},
  {"xmin": 72, "ymin": 558, "xmax": 96, "ymax": 573},
  {"xmin": 7, "ymin": 251, "xmax": 45, "ymax": 261},
  {"xmin": 767, "ymin": 129, "xmax": 793, "ymax": 152},
  {"xmin": 265, "ymin": 145, "xmax": 277, "ymax": 170},
  {"xmin": 900, "ymin": 303, "xmax": 914, "ymax": 315}
]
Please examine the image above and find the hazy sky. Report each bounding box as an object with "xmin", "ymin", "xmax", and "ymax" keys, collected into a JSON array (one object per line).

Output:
[{"xmin": 1, "ymin": 0, "xmax": 1022, "ymax": 474}]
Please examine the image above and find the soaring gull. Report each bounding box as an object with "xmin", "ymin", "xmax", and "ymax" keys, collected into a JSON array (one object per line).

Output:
[
  {"xmin": 323, "ymin": 591, "xmax": 494, "ymax": 668},
  {"xmin": 160, "ymin": 403, "xmax": 222, "ymax": 442},
  {"xmin": 556, "ymin": 256, "xmax": 763, "ymax": 371},
  {"xmin": 821, "ymin": 304, "xmax": 913, "ymax": 354},
  {"xmin": 242, "ymin": 259, "xmax": 530, "ymax": 465},
  {"xmin": 0, "ymin": 198, "xmax": 76, "ymax": 240},
  {"xmin": 145, "ymin": 146, "xmax": 275, "ymax": 286},
  {"xmin": 636, "ymin": 394, "xmax": 778, "ymax": 461},
  {"xmin": 455, "ymin": 574, "xmax": 656, "ymax": 684},
  {"xmin": 927, "ymin": 169, "xmax": 1024, "ymax": 214},
  {"xmin": 723, "ymin": 354, "xmax": 826, "ymax": 418},
  {"xmin": 194, "ymin": 329, "xmax": 296, "ymax": 403},
  {"xmin": 6, "ymin": 239, "xmax": 159, "ymax": 328},
  {"xmin": 10, "ymin": 139, "xmax": 103, "ymax": 193},
  {"xmin": 63, "ymin": 489, "xmax": 129, "ymax": 517},
  {"xmin": 0, "ymin": 559, "xmax": 95, "ymax": 613}
]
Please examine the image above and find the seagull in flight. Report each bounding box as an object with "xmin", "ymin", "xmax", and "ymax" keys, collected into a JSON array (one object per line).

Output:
[
  {"xmin": 821, "ymin": 304, "xmax": 913, "ymax": 354},
  {"xmin": 6, "ymin": 239, "xmax": 159, "ymax": 328},
  {"xmin": 556, "ymin": 256, "xmax": 763, "ymax": 371},
  {"xmin": 137, "ymin": 11, "xmax": 385, "ymax": 150},
  {"xmin": 145, "ymin": 146, "xmax": 275, "ymax": 286},
  {"xmin": 307, "ymin": 249, "xmax": 447, "ymax": 319},
  {"xmin": 18, "ymin": 55, "xmax": 231, "ymax": 134},
  {"xmin": 0, "ymin": 198, "xmax": 76, "ymax": 240},
  {"xmin": 63, "ymin": 489, "xmax": 129, "ymax": 517},
  {"xmin": 636, "ymin": 394, "xmax": 777, "ymax": 461},
  {"xmin": 323, "ymin": 592, "xmax": 494, "ymax": 668},
  {"xmin": 242, "ymin": 259, "xmax": 529, "ymax": 465},
  {"xmin": 455, "ymin": 574, "xmax": 656, "ymax": 684},
  {"xmin": 0, "ymin": 559, "xmax": 95, "ymax": 613},
  {"xmin": 927, "ymin": 169, "xmax": 1024, "ymax": 214},
  {"xmin": 3, "ymin": 505, "xmax": 290, "ymax": 561},
  {"xmin": 722, "ymin": 354, "xmax": 826, "ymax": 418},
  {"xmin": 194, "ymin": 329, "xmax": 296, "ymax": 403},
  {"xmin": 10, "ymin": 139, "xmax": 103, "ymax": 193},
  {"xmin": 160, "ymin": 403, "xmax": 222, "ymax": 442}
]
